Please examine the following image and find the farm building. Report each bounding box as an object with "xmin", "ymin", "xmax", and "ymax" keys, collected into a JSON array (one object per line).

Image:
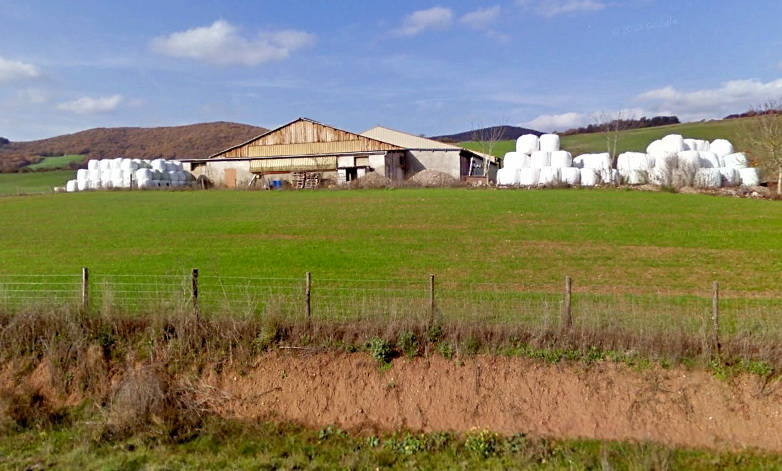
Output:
[{"xmin": 181, "ymin": 118, "xmax": 496, "ymax": 188}]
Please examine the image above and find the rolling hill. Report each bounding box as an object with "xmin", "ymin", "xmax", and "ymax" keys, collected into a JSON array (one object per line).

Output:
[
  {"xmin": 0, "ymin": 122, "xmax": 268, "ymax": 172},
  {"xmin": 431, "ymin": 125, "xmax": 541, "ymax": 143}
]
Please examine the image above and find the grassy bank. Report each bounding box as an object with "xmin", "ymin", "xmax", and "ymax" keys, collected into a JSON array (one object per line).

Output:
[
  {"xmin": 2, "ymin": 418, "xmax": 780, "ymax": 470},
  {"xmin": 1, "ymin": 306, "xmax": 782, "ymax": 469}
]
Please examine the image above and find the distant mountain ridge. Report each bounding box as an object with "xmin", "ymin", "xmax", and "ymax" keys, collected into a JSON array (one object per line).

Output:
[
  {"xmin": 0, "ymin": 122, "xmax": 268, "ymax": 172},
  {"xmin": 430, "ymin": 125, "xmax": 542, "ymax": 143}
]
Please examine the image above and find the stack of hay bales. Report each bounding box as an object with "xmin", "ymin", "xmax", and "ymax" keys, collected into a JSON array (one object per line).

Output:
[
  {"xmin": 641, "ymin": 135, "xmax": 759, "ymax": 188},
  {"xmin": 498, "ymin": 133, "xmax": 600, "ymax": 187},
  {"xmin": 66, "ymin": 158, "xmax": 193, "ymax": 192}
]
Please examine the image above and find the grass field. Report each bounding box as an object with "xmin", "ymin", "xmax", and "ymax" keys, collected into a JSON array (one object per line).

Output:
[
  {"xmin": 0, "ymin": 188, "xmax": 780, "ymax": 295},
  {"xmin": 25, "ymin": 154, "xmax": 85, "ymax": 171},
  {"xmin": 461, "ymin": 117, "xmax": 752, "ymax": 159},
  {"xmin": 0, "ymin": 170, "xmax": 71, "ymax": 195}
]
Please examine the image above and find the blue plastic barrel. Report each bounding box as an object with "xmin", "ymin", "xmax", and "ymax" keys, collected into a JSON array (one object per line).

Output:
[{"xmin": 271, "ymin": 179, "xmax": 283, "ymax": 189}]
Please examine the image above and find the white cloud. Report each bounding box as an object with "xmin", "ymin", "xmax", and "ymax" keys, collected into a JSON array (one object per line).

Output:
[
  {"xmin": 57, "ymin": 95, "xmax": 124, "ymax": 114},
  {"xmin": 523, "ymin": 108, "xmax": 652, "ymax": 131},
  {"xmin": 0, "ymin": 57, "xmax": 40, "ymax": 84},
  {"xmin": 523, "ymin": 112, "xmax": 587, "ymax": 131},
  {"xmin": 460, "ymin": 6, "xmax": 501, "ymax": 29},
  {"xmin": 637, "ymin": 78, "xmax": 782, "ymax": 120},
  {"xmin": 151, "ymin": 20, "xmax": 315, "ymax": 66},
  {"xmin": 397, "ymin": 7, "xmax": 454, "ymax": 36},
  {"xmin": 517, "ymin": 0, "xmax": 607, "ymax": 17}
]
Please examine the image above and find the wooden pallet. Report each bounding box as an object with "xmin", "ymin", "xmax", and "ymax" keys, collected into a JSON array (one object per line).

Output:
[{"xmin": 292, "ymin": 172, "xmax": 320, "ymax": 190}]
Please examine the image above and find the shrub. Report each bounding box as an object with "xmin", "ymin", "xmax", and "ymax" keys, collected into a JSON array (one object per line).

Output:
[
  {"xmin": 367, "ymin": 337, "xmax": 394, "ymax": 364},
  {"xmin": 465, "ymin": 429, "xmax": 501, "ymax": 458},
  {"xmin": 397, "ymin": 331, "xmax": 419, "ymax": 358},
  {"xmin": 437, "ymin": 341, "xmax": 454, "ymax": 359}
]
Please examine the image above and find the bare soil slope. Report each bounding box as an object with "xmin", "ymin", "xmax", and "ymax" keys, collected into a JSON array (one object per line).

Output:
[
  {"xmin": 0, "ymin": 121, "xmax": 267, "ymax": 171},
  {"xmin": 210, "ymin": 353, "xmax": 781, "ymax": 451},
  {"xmin": 7, "ymin": 352, "xmax": 781, "ymax": 452}
]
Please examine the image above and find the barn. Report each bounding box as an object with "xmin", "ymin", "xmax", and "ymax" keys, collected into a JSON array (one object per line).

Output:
[{"xmin": 182, "ymin": 117, "xmax": 496, "ymax": 188}]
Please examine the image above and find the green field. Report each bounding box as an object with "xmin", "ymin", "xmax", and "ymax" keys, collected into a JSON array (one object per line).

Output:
[
  {"xmin": 462, "ymin": 118, "xmax": 752, "ymax": 159},
  {"xmin": 0, "ymin": 170, "xmax": 72, "ymax": 195},
  {"xmin": 25, "ymin": 154, "xmax": 85, "ymax": 171},
  {"xmin": 0, "ymin": 188, "xmax": 780, "ymax": 295}
]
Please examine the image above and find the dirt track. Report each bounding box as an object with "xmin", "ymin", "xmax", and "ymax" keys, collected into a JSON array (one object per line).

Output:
[{"xmin": 207, "ymin": 352, "xmax": 782, "ymax": 451}]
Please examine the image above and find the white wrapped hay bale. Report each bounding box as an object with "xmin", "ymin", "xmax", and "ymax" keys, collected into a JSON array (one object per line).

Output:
[
  {"xmin": 87, "ymin": 168, "xmax": 101, "ymax": 183},
  {"xmin": 617, "ymin": 152, "xmax": 652, "ymax": 172},
  {"xmin": 539, "ymin": 134, "xmax": 560, "ymax": 152},
  {"xmin": 600, "ymin": 169, "xmax": 620, "ymax": 185},
  {"xmin": 694, "ymin": 168, "xmax": 722, "ymax": 188},
  {"xmin": 677, "ymin": 151, "xmax": 702, "ymax": 170},
  {"xmin": 516, "ymin": 134, "xmax": 539, "ymax": 154},
  {"xmin": 718, "ymin": 167, "xmax": 740, "ymax": 187},
  {"xmin": 579, "ymin": 168, "xmax": 599, "ymax": 186},
  {"xmin": 550, "ymin": 151, "xmax": 572, "ymax": 168},
  {"xmin": 652, "ymin": 152, "xmax": 678, "ymax": 171},
  {"xmin": 77, "ymin": 179, "xmax": 88, "ymax": 191},
  {"xmin": 739, "ymin": 168, "xmax": 760, "ymax": 186},
  {"xmin": 530, "ymin": 151, "xmax": 550, "ymax": 168},
  {"xmin": 518, "ymin": 168, "xmax": 540, "ymax": 186},
  {"xmin": 560, "ymin": 167, "xmax": 580, "ymax": 185},
  {"xmin": 76, "ymin": 169, "xmax": 89, "ymax": 183},
  {"xmin": 87, "ymin": 160, "xmax": 99, "ymax": 171},
  {"xmin": 497, "ymin": 167, "xmax": 520, "ymax": 186},
  {"xmin": 150, "ymin": 159, "xmax": 167, "ymax": 172},
  {"xmin": 647, "ymin": 139, "xmax": 664, "ymax": 154},
  {"xmin": 575, "ymin": 153, "xmax": 612, "ymax": 170},
  {"xmin": 650, "ymin": 167, "xmax": 673, "ymax": 186},
  {"xmin": 722, "ymin": 152, "xmax": 748, "ymax": 169},
  {"xmin": 503, "ymin": 152, "xmax": 530, "ymax": 170},
  {"xmin": 662, "ymin": 134, "xmax": 685, "ymax": 153},
  {"xmin": 538, "ymin": 166, "xmax": 560, "ymax": 185},
  {"xmin": 66, "ymin": 180, "xmax": 78, "ymax": 192},
  {"xmin": 710, "ymin": 139, "xmax": 734, "ymax": 158},
  {"xmin": 625, "ymin": 169, "xmax": 648, "ymax": 185},
  {"xmin": 99, "ymin": 159, "xmax": 111, "ymax": 172},
  {"xmin": 698, "ymin": 151, "xmax": 720, "ymax": 168}
]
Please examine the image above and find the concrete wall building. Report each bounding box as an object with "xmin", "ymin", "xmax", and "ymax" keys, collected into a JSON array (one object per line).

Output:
[{"xmin": 182, "ymin": 118, "xmax": 496, "ymax": 188}]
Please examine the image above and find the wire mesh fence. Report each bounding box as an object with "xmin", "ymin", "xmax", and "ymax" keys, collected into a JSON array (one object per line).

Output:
[{"xmin": 1, "ymin": 269, "xmax": 781, "ymax": 343}]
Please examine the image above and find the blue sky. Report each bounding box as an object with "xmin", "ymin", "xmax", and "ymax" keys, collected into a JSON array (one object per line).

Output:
[{"xmin": 1, "ymin": 0, "xmax": 781, "ymax": 140}]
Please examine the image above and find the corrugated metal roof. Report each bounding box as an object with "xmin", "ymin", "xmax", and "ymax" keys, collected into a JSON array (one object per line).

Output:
[{"xmin": 360, "ymin": 126, "xmax": 462, "ymax": 150}]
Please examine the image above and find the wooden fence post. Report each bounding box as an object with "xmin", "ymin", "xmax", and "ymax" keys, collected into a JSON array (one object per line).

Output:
[
  {"xmin": 81, "ymin": 267, "xmax": 89, "ymax": 311},
  {"xmin": 429, "ymin": 274, "xmax": 436, "ymax": 326},
  {"xmin": 712, "ymin": 281, "xmax": 721, "ymax": 358},
  {"xmin": 561, "ymin": 276, "xmax": 572, "ymax": 331},
  {"xmin": 191, "ymin": 268, "xmax": 199, "ymax": 317},
  {"xmin": 305, "ymin": 271, "xmax": 312, "ymax": 329}
]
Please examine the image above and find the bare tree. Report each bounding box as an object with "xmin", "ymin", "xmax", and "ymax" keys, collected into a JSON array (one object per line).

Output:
[
  {"xmin": 594, "ymin": 110, "xmax": 634, "ymax": 167},
  {"xmin": 470, "ymin": 121, "xmax": 505, "ymax": 185},
  {"xmin": 745, "ymin": 101, "xmax": 782, "ymax": 195}
]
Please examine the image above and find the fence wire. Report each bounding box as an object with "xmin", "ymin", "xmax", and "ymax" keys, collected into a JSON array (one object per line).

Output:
[{"xmin": 1, "ymin": 272, "xmax": 782, "ymax": 342}]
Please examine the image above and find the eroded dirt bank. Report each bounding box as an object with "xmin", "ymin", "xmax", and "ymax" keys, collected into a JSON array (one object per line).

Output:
[
  {"xmin": 208, "ymin": 352, "xmax": 782, "ymax": 452},
  {"xmin": 6, "ymin": 351, "xmax": 782, "ymax": 452}
]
